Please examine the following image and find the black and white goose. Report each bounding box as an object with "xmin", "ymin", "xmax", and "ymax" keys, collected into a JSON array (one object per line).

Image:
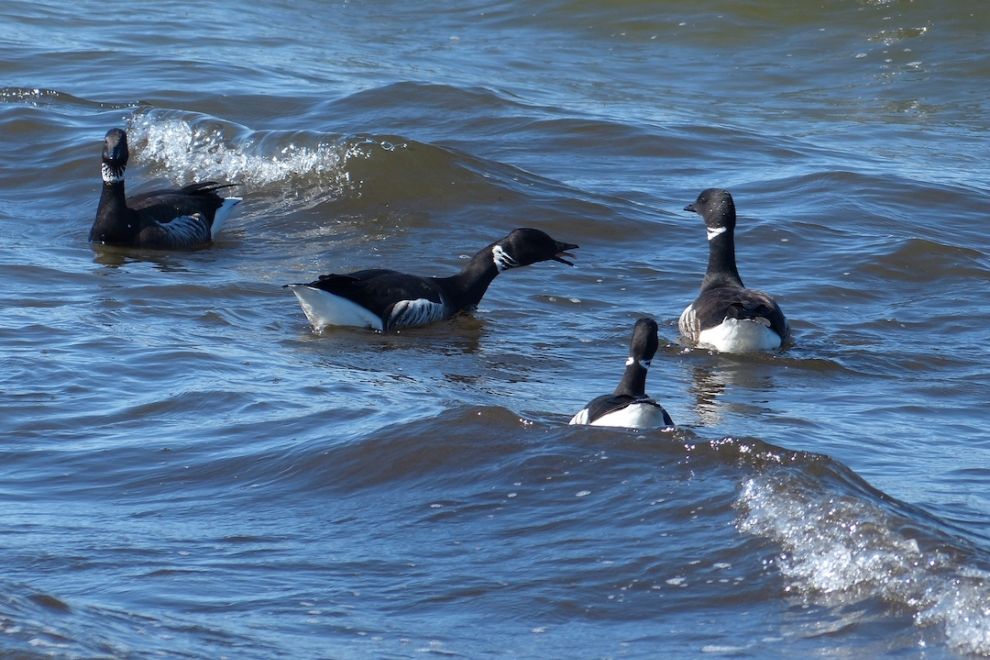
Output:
[
  {"xmin": 569, "ymin": 318, "xmax": 673, "ymax": 429},
  {"xmin": 89, "ymin": 128, "xmax": 240, "ymax": 249},
  {"xmin": 679, "ymin": 188, "xmax": 788, "ymax": 353},
  {"xmin": 286, "ymin": 228, "xmax": 578, "ymax": 332}
]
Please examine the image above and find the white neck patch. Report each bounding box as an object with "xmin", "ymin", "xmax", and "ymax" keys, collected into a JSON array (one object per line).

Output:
[
  {"xmin": 626, "ymin": 356, "xmax": 651, "ymax": 369},
  {"xmin": 492, "ymin": 244, "xmax": 518, "ymax": 272},
  {"xmin": 101, "ymin": 163, "xmax": 124, "ymax": 184},
  {"xmin": 706, "ymin": 226, "xmax": 728, "ymax": 241}
]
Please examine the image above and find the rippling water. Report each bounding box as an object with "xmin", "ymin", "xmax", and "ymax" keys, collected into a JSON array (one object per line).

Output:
[{"xmin": 2, "ymin": 0, "xmax": 989, "ymax": 656}]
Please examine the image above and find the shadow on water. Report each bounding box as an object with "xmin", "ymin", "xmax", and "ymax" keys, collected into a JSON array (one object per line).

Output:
[
  {"xmin": 663, "ymin": 342, "xmax": 851, "ymax": 426},
  {"xmin": 289, "ymin": 313, "xmax": 489, "ymax": 358},
  {"xmin": 89, "ymin": 243, "xmax": 199, "ymax": 272}
]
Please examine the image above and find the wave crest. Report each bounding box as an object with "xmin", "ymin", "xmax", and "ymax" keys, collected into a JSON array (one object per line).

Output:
[
  {"xmin": 127, "ymin": 110, "xmax": 359, "ymax": 195},
  {"xmin": 737, "ymin": 472, "xmax": 990, "ymax": 655}
]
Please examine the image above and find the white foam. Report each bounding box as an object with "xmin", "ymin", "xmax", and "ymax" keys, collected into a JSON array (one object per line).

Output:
[
  {"xmin": 126, "ymin": 115, "xmax": 355, "ymax": 194},
  {"xmin": 736, "ymin": 475, "xmax": 990, "ymax": 655}
]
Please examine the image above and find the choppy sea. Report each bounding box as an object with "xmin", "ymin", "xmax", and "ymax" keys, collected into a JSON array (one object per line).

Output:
[{"xmin": 2, "ymin": 0, "xmax": 989, "ymax": 656}]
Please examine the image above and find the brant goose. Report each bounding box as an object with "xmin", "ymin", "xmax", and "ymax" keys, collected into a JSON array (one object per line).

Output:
[
  {"xmin": 89, "ymin": 128, "xmax": 240, "ymax": 249},
  {"xmin": 286, "ymin": 228, "xmax": 578, "ymax": 332},
  {"xmin": 569, "ymin": 318, "xmax": 673, "ymax": 428},
  {"xmin": 679, "ymin": 189, "xmax": 788, "ymax": 353}
]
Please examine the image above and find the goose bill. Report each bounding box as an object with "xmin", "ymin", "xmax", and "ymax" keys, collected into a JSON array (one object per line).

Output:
[{"xmin": 553, "ymin": 242, "xmax": 579, "ymax": 266}]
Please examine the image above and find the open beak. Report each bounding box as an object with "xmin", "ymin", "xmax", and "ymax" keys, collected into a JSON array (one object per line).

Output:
[{"xmin": 553, "ymin": 242, "xmax": 579, "ymax": 266}]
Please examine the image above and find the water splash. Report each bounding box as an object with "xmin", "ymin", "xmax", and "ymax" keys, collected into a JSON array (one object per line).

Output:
[
  {"xmin": 736, "ymin": 473, "xmax": 990, "ymax": 655},
  {"xmin": 126, "ymin": 113, "xmax": 358, "ymax": 195}
]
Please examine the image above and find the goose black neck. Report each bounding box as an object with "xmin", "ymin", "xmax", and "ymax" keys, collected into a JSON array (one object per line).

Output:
[
  {"xmin": 100, "ymin": 177, "xmax": 126, "ymax": 200},
  {"xmin": 436, "ymin": 244, "xmax": 501, "ymax": 309},
  {"xmin": 614, "ymin": 360, "xmax": 649, "ymax": 398},
  {"xmin": 702, "ymin": 229, "xmax": 744, "ymax": 290},
  {"xmin": 91, "ymin": 179, "xmax": 130, "ymax": 243}
]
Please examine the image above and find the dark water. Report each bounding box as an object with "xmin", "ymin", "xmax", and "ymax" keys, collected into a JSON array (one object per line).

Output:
[{"xmin": 2, "ymin": 0, "xmax": 989, "ymax": 656}]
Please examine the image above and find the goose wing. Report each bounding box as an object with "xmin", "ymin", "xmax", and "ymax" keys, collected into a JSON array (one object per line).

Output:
[
  {"xmin": 129, "ymin": 182, "xmax": 232, "ymax": 224},
  {"xmin": 688, "ymin": 286, "xmax": 787, "ymax": 339},
  {"xmin": 310, "ymin": 270, "xmax": 446, "ymax": 326}
]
